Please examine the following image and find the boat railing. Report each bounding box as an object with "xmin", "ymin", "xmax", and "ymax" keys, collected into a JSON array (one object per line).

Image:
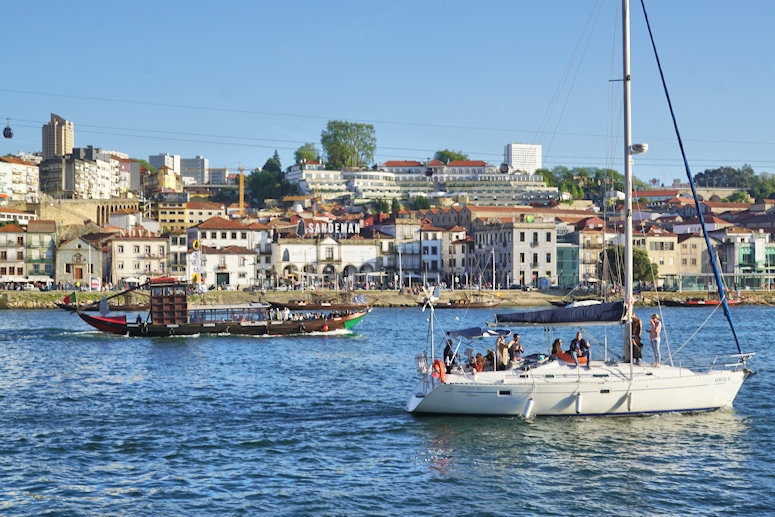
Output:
[
  {"xmin": 414, "ymin": 353, "xmax": 429, "ymax": 374},
  {"xmin": 668, "ymin": 353, "xmax": 755, "ymax": 373}
]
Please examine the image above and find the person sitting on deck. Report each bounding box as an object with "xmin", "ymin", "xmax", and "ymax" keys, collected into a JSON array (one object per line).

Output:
[
  {"xmin": 473, "ymin": 353, "xmax": 485, "ymax": 372},
  {"xmin": 568, "ymin": 331, "xmax": 591, "ymax": 368},
  {"xmin": 550, "ymin": 338, "xmax": 563, "ymax": 358}
]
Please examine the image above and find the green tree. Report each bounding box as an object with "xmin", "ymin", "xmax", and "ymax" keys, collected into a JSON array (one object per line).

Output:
[
  {"xmin": 414, "ymin": 196, "xmax": 431, "ymax": 209},
  {"xmin": 320, "ymin": 120, "xmax": 376, "ymax": 169},
  {"xmin": 294, "ymin": 143, "xmax": 320, "ymax": 165},
  {"xmin": 433, "ymin": 149, "xmax": 468, "ymax": 163},
  {"xmin": 599, "ymin": 245, "xmax": 658, "ymax": 284},
  {"xmin": 262, "ymin": 150, "xmax": 282, "ymax": 174},
  {"xmin": 390, "ymin": 198, "xmax": 401, "ymax": 212},
  {"xmin": 373, "ymin": 198, "xmax": 390, "ymax": 214},
  {"xmin": 246, "ymin": 168, "xmax": 299, "ymax": 208},
  {"xmin": 726, "ymin": 191, "xmax": 751, "ymax": 203},
  {"xmin": 132, "ymin": 158, "xmax": 156, "ymax": 173}
]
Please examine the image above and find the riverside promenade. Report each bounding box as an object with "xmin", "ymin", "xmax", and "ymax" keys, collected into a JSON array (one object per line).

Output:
[{"xmin": 2, "ymin": 288, "xmax": 773, "ymax": 310}]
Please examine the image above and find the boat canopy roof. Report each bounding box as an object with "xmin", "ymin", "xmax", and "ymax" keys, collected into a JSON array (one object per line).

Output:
[
  {"xmin": 495, "ymin": 301, "xmax": 626, "ymax": 327},
  {"xmin": 446, "ymin": 327, "xmax": 511, "ymax": 339}
]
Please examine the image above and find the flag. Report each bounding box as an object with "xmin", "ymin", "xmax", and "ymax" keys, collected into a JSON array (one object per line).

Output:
[
  {"xmin": 71, "ymin": 292, "xmax": 77, "ymax": 303},
  {"xmin": 63, "ymin": 294, "xmax": 71, "ymax": 305}
]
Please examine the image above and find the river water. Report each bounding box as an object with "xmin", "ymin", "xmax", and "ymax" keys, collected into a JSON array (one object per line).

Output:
[{"xmin": 0, "ymin": 306, "xmax": 773, "ymax": 515}]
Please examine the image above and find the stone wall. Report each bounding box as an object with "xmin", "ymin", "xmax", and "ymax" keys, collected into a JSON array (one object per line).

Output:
[{"xmin": 9, "ymin": 197, "xmax": 140, "ymax": 226}]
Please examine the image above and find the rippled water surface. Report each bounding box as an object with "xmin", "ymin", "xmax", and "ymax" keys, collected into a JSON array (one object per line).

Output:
[{"xmin": 0, "ymin": 306, "xmax": 773, "ymax": 515}]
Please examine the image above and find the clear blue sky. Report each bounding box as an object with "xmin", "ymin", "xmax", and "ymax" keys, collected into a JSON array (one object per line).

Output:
[{"xmin": 3, "ymin": 1, "xmax": 774, "ymax": 187}]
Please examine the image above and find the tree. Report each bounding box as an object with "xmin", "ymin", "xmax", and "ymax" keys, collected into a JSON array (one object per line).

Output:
[
  {"xmin": 726, "ymin": 190, "xmax": 751, "ymax": 203},
  {"xmin": 390, "ymin": 198, "xmax": 401, "ymax": 212},
  {"xmin": 246, "ymin": 168, "xmax": 299, "ymax": 208},
  {"xmin": 320, "ymin": 120, "xmax": 376, "ymax": 169},
  {"xmin": 262, "ymin": 150, "xmax": 282, "ymax": 174},
  {"xmin": 414, "ymin": 196, "xmax": 431, "ymax": 209},
  {"xmin": 373, "ymin": 198, "xmax": 390, "ymax": 214},
  {"xmin": 294, "ymin": 143, "xmax": 320, "ymax": 165},
  {"xmin": 433, "ymin": 149, "xmax": 468, "ymax": 163},
  {"xmin": 598, "ymin": 245, "xmax": 658, "ymax": 284},
  {"xmin": 132, "ymin": 158, "xmax": 156, "ymax": 173}
]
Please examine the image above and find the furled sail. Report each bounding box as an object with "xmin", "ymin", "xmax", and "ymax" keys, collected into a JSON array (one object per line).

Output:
[{"xmin": 495, "ymin": 301, "xmax": 625, "ymax": 327}]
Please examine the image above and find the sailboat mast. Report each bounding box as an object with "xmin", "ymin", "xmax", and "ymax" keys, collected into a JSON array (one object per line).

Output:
[{"xmin": 622, "ymin": 0, "xmax": 634, "ymax": 315}]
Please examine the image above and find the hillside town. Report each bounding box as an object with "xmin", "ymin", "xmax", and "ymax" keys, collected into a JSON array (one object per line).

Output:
[{"xmin": 1, "ymin": 113, "xmax": 774, "ymax": 293}]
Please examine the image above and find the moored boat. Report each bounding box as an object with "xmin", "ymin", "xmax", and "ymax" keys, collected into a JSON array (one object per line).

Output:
[
  {"xmin": 266, "ymin": 292, "xmax": 369, "ymax": 311},
  {"xmin": 75, "ymin": 278, "xmax": 368, "ymax": 337},
  {"xmin": 416, "ymin": 292, "xmax": 500, "ymax": 309},
  {"xmin": 662, "ymin": 297, "xmax": 743, "ymax": 308}
]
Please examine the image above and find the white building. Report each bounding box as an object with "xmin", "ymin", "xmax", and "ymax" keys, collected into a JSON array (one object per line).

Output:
[
  {"xmin": 0, "ymin": 156, "xmax": 39, "ymax": 202},
  {"xmin": 504, "ymin": 143, "xmax": 542, "ymax": 174},
  {"xmin": 108, "ymin": 231, "xmax": 168, "ymax": 286},
  {"xmin": 186, "ymin": 216, "xmax": 273, "ymax": 289},
  {"xmin": 287, "ymin": 161, "xmax": 349, "ymax": 200},
  {"xmin": 472, "ymin": 215, "xmax": 557, "ymax": 288}
]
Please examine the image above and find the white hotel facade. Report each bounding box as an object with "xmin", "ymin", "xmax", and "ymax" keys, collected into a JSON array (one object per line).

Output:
[{"xmin": 286, "ymin": 144, "xmax": 556, "ymax": 206}]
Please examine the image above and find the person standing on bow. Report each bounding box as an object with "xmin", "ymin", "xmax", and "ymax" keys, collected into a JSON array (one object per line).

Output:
[
  {"xmin": 630, "ymin": 314, "xmax": 643, "ymax": 364},
  {"xmin": 443, "ymin": 339, "xmax": 455, "ymax": 373},
  {"xmin": 569, "ymin": 331, "xmax": 590, "ymax": 368},
  {"xmin": 648, "ymin": 313, "xmax": 662, "ymax": 366}
]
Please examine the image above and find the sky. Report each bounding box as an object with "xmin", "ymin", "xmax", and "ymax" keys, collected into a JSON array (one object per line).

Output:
[{"xmin": 3, "ymin": 1, "xmax": 775, "ymax": 187}]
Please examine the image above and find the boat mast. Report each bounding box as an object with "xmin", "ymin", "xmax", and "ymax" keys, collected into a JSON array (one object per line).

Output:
[{"xmin": 622, "ymin": 0, "xmax": 634, "ymax": 346}]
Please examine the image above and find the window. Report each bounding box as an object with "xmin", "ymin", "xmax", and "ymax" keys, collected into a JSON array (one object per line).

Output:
[
  {"xmin": 326, "ymin": 247, "xmax": 334, "ymax": 260},
  {"xmin": 532, "ymin": 232, "xmax": 538, "ymax": 244},
  {"xmin": 532, "ymin": 253, "xmax": 538, "ymax": 265},
  {"xmin": 520, "ymin": 252, "xmax": 525, "ymax": 263},
  {"xmin": 221, "ymin": 232, "xmax": 227, "ymax": 239},
  {"xmin": 133, "ymin": 246, "xmax": 140, "ymax": 254},
  {"xmin": 231, "ymin": 232, "xmax": 237, "ymax": 239},
  {"xmin": 145, "ymin": 246, "xmax": 151, "ymax": 255},
  {"xmin": 546, "ymin": 253, "xmax": 552, "ymax": 263},
  {"xmin": 519, "ymin": 231, "xmax": 525, "ymax": 242},
  {"xmin": 241, "ymin": 232, "xmax": 247, "ymax": 239},
  {"xmin": 211, "ymin": 232, "xmax": 217, "ymax": 239},
  {"xmin": 118, "ymin": 245, "xmax": 124, "ymax": 253},
  {"xmin": 546, "ymin": 232, "xmax": 552, "ymax": 243}
]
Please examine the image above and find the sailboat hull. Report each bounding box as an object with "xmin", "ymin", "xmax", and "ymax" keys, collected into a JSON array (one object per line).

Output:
[{"xmin": 407, "ymin": 360, "xmax": 748, "ymax": 417}]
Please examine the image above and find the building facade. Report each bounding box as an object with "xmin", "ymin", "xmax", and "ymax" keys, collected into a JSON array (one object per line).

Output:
[{"xmin": 42, "ymin": 113, "xmax": 74, "ymax": 160}]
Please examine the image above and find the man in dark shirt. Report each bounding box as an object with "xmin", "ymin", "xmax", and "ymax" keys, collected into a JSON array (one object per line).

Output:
[{"xmin": 569, "ymin": 331, "xmax": 590, "ymax": 368}]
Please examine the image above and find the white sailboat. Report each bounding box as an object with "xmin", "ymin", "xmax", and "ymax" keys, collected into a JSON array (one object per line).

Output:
[{"xmin": 406, "ymin": 0, "xmax": 755, "ymax": 417}]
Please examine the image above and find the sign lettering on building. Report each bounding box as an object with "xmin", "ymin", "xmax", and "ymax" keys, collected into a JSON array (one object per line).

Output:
[{"xmin": 299, "ymin": 220, "xmax": 361, "ymax": 237}]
